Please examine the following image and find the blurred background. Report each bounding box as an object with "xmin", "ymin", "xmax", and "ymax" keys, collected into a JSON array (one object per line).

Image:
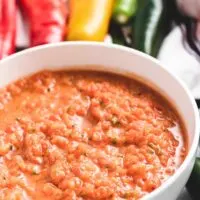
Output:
[
  {"xmin": 1, "ymin": 0, "xmax": 200, "ymax": 99},
  {"xmin": 1, "ymin": 0, "xmax": 200, "ymax": 199}
]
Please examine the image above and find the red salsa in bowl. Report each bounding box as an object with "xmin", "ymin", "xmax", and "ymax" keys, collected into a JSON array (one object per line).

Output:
[{"xmin": 0, "ymin": 70, "xmax": 187, "ymax": 200}]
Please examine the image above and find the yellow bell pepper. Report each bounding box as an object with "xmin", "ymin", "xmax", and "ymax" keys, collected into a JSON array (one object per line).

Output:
[{"xmin": 67, "ymin": 0, "xmax": 114, "ymax": 41}]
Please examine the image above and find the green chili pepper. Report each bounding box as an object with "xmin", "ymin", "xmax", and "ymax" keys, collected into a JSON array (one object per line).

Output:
[
  {"xmin": 109, "ymin": 20, "xmax": 133, "ymax": 46},
  {"xmin": 113, "ymin": 0, "xmax": 138, "ymax": 24},
  {"xmin": 133, "ymin": 0, "xmax": 172, "ymax": 57},
  {"xmin": 109, "ymin": 21, "xmax": 126, "ymax": 45},
  {"xmin": 186, "ymin": 158, "xmax": 200, "ymax": 200}
]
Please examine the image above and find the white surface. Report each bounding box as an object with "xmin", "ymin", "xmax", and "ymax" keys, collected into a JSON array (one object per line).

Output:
[
  {"xmin": 16, "ymin": 9, "xmax": 29, "ymax": 47},
  {"xmin": 178, "ymin": 188, "xmax": 192, "ymax": 200},
  {"xmin": 0, "ymin": 42, "xmax": 199, "ymax": 200},
  {"xmin": 158, "ymin": 27, "xmax": 200, "ymax": 99}
]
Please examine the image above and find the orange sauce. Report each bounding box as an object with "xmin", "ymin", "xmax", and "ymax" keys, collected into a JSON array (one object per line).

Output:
[{"xmin": 0, "ymin": 70, "xmax": 187, "ymax": 199}]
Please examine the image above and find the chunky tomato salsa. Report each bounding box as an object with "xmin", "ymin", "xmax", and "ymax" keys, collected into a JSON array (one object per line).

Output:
[{"xmin": 0, "ymin": 71, "xmax": 186, "ymax": 200}]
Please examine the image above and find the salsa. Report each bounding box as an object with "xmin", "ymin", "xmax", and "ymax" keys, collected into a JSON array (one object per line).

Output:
[{"xmin": 0, "ymin": 70, "xmax": 187, "ymax": 200}]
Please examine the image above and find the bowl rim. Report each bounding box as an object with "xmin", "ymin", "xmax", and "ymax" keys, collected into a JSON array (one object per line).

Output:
[{"xmin": 0, "ymin": 41, "xmax": 199, "ymax": 199}]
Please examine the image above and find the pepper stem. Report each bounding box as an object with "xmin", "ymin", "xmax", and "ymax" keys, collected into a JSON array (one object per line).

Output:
[{"xmin": 116, "ymin": 14, "xmax": 128, "ymax": 24}]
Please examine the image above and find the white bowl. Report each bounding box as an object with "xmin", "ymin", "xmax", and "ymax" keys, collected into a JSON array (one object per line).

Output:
[{"xmin": 0, "ymin": 42, "xmax": 199, "ymax": 200}]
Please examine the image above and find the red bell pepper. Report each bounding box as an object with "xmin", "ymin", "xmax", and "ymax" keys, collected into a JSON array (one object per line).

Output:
[
  {"xmin": 20, "ymin": 0, "xmax": 68, "ymax": 46},
  {"xmin": 0, "ymin": 0, "xmax": 17, "ymax": 59}
]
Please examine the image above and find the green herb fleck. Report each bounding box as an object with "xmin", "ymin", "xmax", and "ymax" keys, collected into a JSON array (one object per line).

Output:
[
  {"xmin": 29, "ymin": 128, "xmax": 36, "ymax": 133},
  {"xmin": 123, "ymin": 193, "xmax": 130, "ymax": 198},
  {"xmin": 105, "ymin": 164, "xmax": 110, "ymax": 169},
  {"xmin": 148, "ymin": 143, "xmax": 162, "ymax": 155},
  {"xmin": 148, "ymin": 148, "xmax": 155, "ymax": 154},
  {"xmin": 123, "ymin": 140, "xmax": 129, "ymax": 146},
  {"xmin": 122, "ymin": 191, "xmax": 135, "ymax": 198},
  {"xmin": 109, "ymin": 194, "xmax": 113, "ymax": 198},
  {"xmin": 111, "ymin": 138, "xmax": 117, "ymax": 145},
  {"xmin": 9, "ymin": 145, "xmax": 14, "ymax": 151},
  {"xmin": 99, "ymin": 100, "xmax": 106, "ymax": 108},
  {"xmin": 80, "ymin": 192, "xmax": 88, "ymax": 198},
  {"xmin": 15, "ymin": 117, "xmax": 21, "ymax": 122},
  {"xmin": 67, "ymin": 106, "xmax": 72, "ymax": 113},
  {"xmin": 88, "ymin": 136, "xmax": 92, "ymax": 141},
  {"xmin": 71, "ymin": 123, "xmax": 76, "ymax": 128},
  {"xmin": 111, "ymin": 116, "xmax": 120, "ymax": 126},
  {"xmin": 32, "ymin": 168, "xmax": 39, "ymax": 175},
  {"xmin": 83, "ymin": 152, "xmax": 88, "ymax": 156}
]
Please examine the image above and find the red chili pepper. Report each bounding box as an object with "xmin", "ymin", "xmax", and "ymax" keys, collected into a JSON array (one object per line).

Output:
[
  {"xmin": 20, "ymin": 0, "xmax": 68, "ymax": 46},
  {"xmin": 0, "ymin": 0, "xmax": 17, "ymax": 59}
]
